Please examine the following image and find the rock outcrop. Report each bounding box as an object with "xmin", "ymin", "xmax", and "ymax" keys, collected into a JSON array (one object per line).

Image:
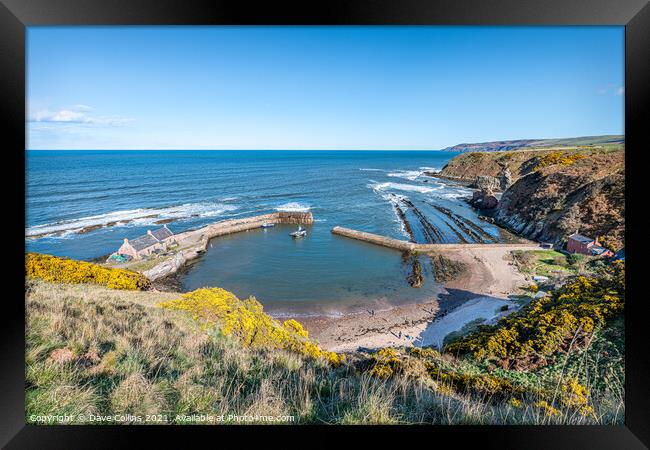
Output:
[
  {"xmin": 465, "ymin": 163, "xmax": 512, "ymax": 210},
  {"xmin": 474, "ymin": 175, "xmax": 500, "ymax": 191},
  {"xmin": 469, "ymin": 189, "xmax": 499, "ymax": 209},
  {"xmin": 499, "ymin": 163, "xmax": 513, "ymax": 191}
]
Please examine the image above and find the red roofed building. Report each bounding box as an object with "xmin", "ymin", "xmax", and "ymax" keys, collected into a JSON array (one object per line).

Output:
[{"xmin": 566, "ymin": 233, "xmax": 614, "ymax": 258}]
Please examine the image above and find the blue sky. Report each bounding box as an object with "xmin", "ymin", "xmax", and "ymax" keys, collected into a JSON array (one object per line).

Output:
[{"xmin": 27, "ymin": 26, "xmax": 624, "ymax": 150}]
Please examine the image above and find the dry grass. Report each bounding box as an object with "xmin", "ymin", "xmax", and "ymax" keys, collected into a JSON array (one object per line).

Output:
[{"xmin": 25, "ymin": 280, "xmax": 623, "ymax": 425}]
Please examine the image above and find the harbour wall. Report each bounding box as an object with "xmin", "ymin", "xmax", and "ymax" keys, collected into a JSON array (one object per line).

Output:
[{"xmin": 331, "ymin": 226, "xmax": 541, "ymax": 252}]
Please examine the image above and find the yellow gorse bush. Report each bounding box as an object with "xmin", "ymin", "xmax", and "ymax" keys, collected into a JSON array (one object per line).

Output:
[
  {"xmin": 534, "ymin": 400, "xmax": 560, "ymax": 417},
  {"xmin": 560, "ymin": 377, "xmax": 594, "ymax": 417},
  {"xmin": 368, "ymin": 348, "xmax": 400, "ymax": 379},
  {"xmin": 427, "ymin": 366, "xmax": 525, "ymax": 399},
  {"xmin": 367, "ymin": 347, "xmax": 595, "ymax": 417},
  {"xmin": 26, "ymin": 253, "xmax": 150, "ymax": 291},
  {"xmin": 159, "ymin": 288, "xmax": 344, "ymax": 366},
  {"xmin": 535, "ymin": 151, "xmax": 585, "ymax": 170},
  {"xmin": 445, "ymin": 263, "xmax": 624, "ymax": 369},
  {"xmin": 370, "ymin": 347, "xmax": 524, "ymax": 397}
]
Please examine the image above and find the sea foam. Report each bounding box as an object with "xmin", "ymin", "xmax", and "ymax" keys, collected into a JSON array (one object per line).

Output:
[
  {"xmin": 274, "ymin": 202, "xmax": 311, "ymax": 212},
  {"xmin": 370, "ymin": 181, "xmax": 438, "ymax": 194},
  {"xmin": 386, "ymin": 167, "xmax": 441, "ymax": 181},
  {"xmin": 386, "ymin": 170, "xmax": 423, "ymax": 181}
]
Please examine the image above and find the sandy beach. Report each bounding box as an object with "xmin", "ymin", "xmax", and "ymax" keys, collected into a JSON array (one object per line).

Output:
[{"xmin": 299, "ymin": 245, "xmax": 533, "ymax": 352}]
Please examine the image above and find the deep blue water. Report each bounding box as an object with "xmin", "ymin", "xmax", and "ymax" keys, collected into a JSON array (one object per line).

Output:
[{"xmin": 26, "ymin": 150, "xmax": 501, "ymax": 313}]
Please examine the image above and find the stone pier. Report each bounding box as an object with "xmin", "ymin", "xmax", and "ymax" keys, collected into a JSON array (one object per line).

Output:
[{"xmin": 331, "ymin": 226, "xmax": 541, "ymax": 253}]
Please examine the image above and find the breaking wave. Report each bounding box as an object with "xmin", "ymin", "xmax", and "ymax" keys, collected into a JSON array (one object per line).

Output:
[
  {"xmin": 274, "ymin": 202, "xmax": 311, "ymax": 212},
  {"xmin": 437, "ymin": 189, "xmax": 474, "ymax": 199},
  {"xmin": 369, "ymin": 181, "xmax": 441, "ymax": 194},
  {"xmin": 26, "ymin": 202, "xmax": 239, "ymax": 238},
  {"xmin": 369, "ymin": 177, "xmax": 472, "ymax": 200},
  {"xmin": 387, "ymin": 170, "xmax": 423, "ymax": 181},
  {"xmin": 386, "ymin": 167, "xmax": 441, "ymax": 181}
]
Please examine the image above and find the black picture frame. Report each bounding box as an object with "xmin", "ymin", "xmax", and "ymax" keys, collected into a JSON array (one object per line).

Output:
[{"xmin": 2, "ymin": 0, "xmax": 648, "ymax": 447}]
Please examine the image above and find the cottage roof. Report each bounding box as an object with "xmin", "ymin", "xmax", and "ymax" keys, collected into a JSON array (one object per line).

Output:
[
  {"xmin": 568, "ymin": 233, "xmax": 594, "ymax": 244},
  {"xmin": 590, "ymin": 245, "xmax": 610, "ymax": 256},
  {"xmin": 151, "ymin": 226, "xmax": 173, "ymax": 241},
  {"xmin": 129, "ymin": 234, "xmax": 159, "ymax": 251}
]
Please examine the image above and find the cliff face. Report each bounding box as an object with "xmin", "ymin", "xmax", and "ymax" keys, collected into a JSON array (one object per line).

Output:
[
  {"xmin": 440, "ymin": 148, "xmax": 625, "ymax": 249},
  {"xmin": 495, "ymin": 165, "xmax": 625, "ymax": 249}
]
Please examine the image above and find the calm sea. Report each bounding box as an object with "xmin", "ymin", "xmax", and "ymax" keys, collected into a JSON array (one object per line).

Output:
[{"xmin": 26, "ymin": 150, "xmax": 499, "ymax": 314}]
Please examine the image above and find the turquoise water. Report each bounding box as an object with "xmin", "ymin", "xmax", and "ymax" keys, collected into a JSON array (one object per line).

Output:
[{"xmin": 26, "ymin": 150, "xmax": 501, "ymax": 313}]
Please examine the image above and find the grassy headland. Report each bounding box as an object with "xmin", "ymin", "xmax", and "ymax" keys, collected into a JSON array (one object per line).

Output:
[{"xmin": 442, "ymin": 135, "xmax": 623, "ymax": 153}]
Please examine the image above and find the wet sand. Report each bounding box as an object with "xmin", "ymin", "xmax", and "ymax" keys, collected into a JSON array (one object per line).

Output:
[{"xmin": 298, "ymin": 245, "xmax": 532, "ymax": 352}]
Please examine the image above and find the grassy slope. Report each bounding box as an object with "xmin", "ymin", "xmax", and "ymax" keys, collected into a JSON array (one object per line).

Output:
[
  {"xmin": 26, "ymin": 280, "xmax": 623, "ymax": 425},
  {"xmin": 511, "ymin": 249, "xmax": 580, "ymax": 277}
]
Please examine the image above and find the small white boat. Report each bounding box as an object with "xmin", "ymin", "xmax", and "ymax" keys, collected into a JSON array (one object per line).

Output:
[
  {"xmin": 260, "ymin": 222, "xmax": 275, "ymax": 228},
  {"xmin": 290, "ymin": 226, "xmax": 307, "ymax": 238}
]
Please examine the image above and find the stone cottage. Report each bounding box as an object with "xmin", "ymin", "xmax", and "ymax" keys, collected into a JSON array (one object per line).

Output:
[{"xmin": 117, "ymin": 225, "xmax": 176, "ymax": 260}]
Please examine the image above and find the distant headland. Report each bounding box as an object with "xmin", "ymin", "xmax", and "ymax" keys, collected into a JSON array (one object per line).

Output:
[{"xmin": 442, "ymin": 134, "xmax": 624, "ymax": 153}]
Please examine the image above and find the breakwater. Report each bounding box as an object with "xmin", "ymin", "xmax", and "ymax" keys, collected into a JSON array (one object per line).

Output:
[
  {"xmin": 331, "ymin": 226, "xmax": 541, "ymax": 252},
  {"xmin": 143, "ymin": 211, "xmax": 313, "ymax": 281}
]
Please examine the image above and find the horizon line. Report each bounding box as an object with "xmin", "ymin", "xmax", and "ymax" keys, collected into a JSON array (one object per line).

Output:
[
  {"xmin": 25, "ymin": 133, "xmax": 625, "ymax": 152},
  {"xmin": 26, "ymin": 148, "xmax": 452, "ymax": 151},
  {"xmin": 26, "ymin": 133, "xmax": 624, "ymax": 152}
]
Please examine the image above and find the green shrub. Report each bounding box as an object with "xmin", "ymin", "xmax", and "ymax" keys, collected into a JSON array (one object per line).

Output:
[
  {"xmin": 567, "ymin": 253, "xmax": 586, "ymax": 266},
  {"xmin": 553, "ymin": 255, "xmax": 566, "ymax": 266}
]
